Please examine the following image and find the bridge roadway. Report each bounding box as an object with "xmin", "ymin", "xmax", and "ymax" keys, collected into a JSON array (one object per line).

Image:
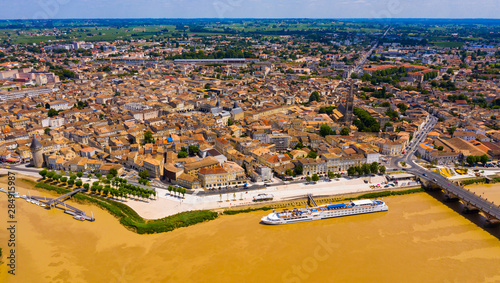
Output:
[{"xmin": 391, "ymin": 115, "xmax": 500, "ymax": 221}]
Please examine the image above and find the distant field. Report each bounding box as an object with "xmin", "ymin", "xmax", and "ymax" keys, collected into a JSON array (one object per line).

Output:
[
  {"xmin": 432, "ymin": 41, "xmax": 464, "ymax": 47},
  {"xmin": 1, "ymin": 25, "xmax": 176, "ymax": 44}
]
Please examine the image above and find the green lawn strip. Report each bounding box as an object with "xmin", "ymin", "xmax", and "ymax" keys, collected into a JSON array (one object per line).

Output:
[
  {"xmin": 351, "ymin": 188, "xmax": 424, "ymax": 199},
  {"xmin": 33, "ymin": 181, "xmax": 217, "ymax": 234},
  {"xmin": 224, "ymin": 206, "xmax": 273, "ymax": 215}
]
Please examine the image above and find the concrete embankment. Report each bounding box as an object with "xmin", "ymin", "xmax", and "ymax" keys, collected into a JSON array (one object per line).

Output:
[{"xmin": 218, "ymin": 185, "xmax": 423, "ymax": 214}]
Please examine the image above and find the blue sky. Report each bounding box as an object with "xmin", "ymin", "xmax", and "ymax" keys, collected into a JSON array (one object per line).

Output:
[{"xmin": 0, "ymin": 0, "xmax": 499, "ymax": 19}]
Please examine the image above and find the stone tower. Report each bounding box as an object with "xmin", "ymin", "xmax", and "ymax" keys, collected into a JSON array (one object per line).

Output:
[
  {"xmin": 30, "ymin": 134, "xmax": 44, "ymax": 168},
  {"xmin": 344, "ymin": 82, "xmax": 354, "ymax": 126}
]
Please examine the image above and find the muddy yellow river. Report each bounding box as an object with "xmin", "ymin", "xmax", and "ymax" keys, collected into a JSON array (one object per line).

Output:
[{"xmin": 1, "ymin": 181, "xmax": 500, "ymax": 283}]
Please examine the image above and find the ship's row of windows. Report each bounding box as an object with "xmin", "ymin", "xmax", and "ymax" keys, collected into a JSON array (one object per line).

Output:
[{"xmin": 327, "ymin": 208, "xmax": 374, "ymax": 214}]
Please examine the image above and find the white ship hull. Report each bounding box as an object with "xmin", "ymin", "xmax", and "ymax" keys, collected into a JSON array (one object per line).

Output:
[{"xmin": 261, "ymin": 199, "xmax": 388, "ymax": 225}]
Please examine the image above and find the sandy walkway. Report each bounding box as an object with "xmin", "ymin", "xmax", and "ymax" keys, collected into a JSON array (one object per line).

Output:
[{"xmin": 121, "ymin": 175, "xmax": 392, "ymax": 219}]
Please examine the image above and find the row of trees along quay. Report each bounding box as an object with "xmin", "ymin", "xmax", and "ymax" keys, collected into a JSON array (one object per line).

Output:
[
  {"xmin": 38, "ymin": 169, "xmax": 157, "ymax": 200},
  {"xmin": 347, "ymin": 162, "xmax": 386, "ymax": 177},
  {"xmin": 166, "ymin": 186, "xmax": 188, "ymax": 198},
  {"xmin": 303, "ymin": 162, "xmax": 386, "ymax": 183}
]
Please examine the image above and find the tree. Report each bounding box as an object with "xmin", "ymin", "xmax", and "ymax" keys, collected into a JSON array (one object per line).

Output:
[
  {"xmin": 319, "ymin": 124, "xmax": 333, "ymax": 137},
  {"xmin": 109, "ymin": 168, "xmax": 118, "ymax": 177},
  {"xmin": 307, "ymin": 151, "xmax": 317, "ymax": 159},
  {"xmin": 181, "ymin": 188, "xmax": 186, "ymax": 198},
  {"xmin": 312, "ymin": 174, "xmax": 319, "ymax": 182},
  {"xmin": 328, "ymin": 171, "xmax": 335, "ymax": 179},
  {"xmin": 480, "ymin": 154, "xmax": 489, "ymax": 165},
  {"xmin": 353, "ymin": 107, "xmax": 380, "ymax": 132},
  {"xmin": 466, "ymin": 155, "xmax": 476, "ymax": 166},
  {"xmin": 167, "ymin": 186, "xmax": 173, "ymax": 195},
  {"xmin": 139, "ymin": 170, "xmax": 150, "ymax": 180},
  {"xmin": 285, "ymin": 169, "xmax": 294, "ymax": 176},
  {"xmin": 447, "ymin": 126, "xmax": 457, "ymax": 136},
  {"xmin": 188, "ymin": 145, "xmax": 199, "ymax": 156},
  {"xmin": 319, "ymin": 106, "xmax": 337, "ymax": 115},
  {"xmin": 370, "ymin": 162, "xmax": 379, "ymax": 174},
  {"xmin": 47, "ymin": 109, "xmax": 58, "ymax": 117},
  {"xmin": 340, "ymin": 127, "xmax": 349, "ymax": 136},
  {"xmin": 177, "ymin": 150, "xmax": 188, "ymax": 158},
  {"xmin": 362, "ymin": 163, "xmax": 371, "ymax": 175},
  {"xmin": 294, "ymin": 164, "xmax": 303, "ymax": 175},
  {"xmin": 83, "ymin": 183, "xmax": 90, "ymax": 190},
  {"xmin": 306, "ymin": 176, "xmax": 312, "ymax": 182},
  {"xmin": 45, "ymin": 103, "xmax": 50, "ymax": 109},
  {"xmin": 355, "ymin": 166, "xmax": 363, "ymax": 176},
  {"xmin": 67, "ymin": 179, "xmax": 74, "ymax": 186},
  {"xmin": 308, "ymin": 91, "xmax": 320, "ymax": 103},
  {"xmin": 44, "ymin": 128, "xmax": 51, "ymax": 135},
  {"xmin": 96, "ymin": 173, "xmax": 102, "ymax": 179},
  {"xmin": 75, "ymin": 180, "xmax": 83, "ymax": 188},
  {"xmin": 46, "ymin": 171, "xmax": 55, "ymax": 180},
  {"xmin": 294, "ymin": 142, "xmax": 305, "ymax": 149},
  {"xmin": 39, "ymin": 169, "xmax": 47, "ymax": 179},
  {"xmin": 379, "ymin": 165, "xmax": 386, "ymax": 174},
  {"xmin": 77, "ymin": 172, "xmax": 83, "ymax": 178},
  {"xmin": 60, "ymin": 176, "xmax": 68, "ymax": 183},
  {"xmin": 347, "ymin": 167, "xmax": 356, "ymax": 177},
  {"xmin": 144, "ymin": 131, "xmax": 155, "ymax": 144},
  {"xmin": 397, "ymin": 103, "xmax": 408, "ymax": 114}
]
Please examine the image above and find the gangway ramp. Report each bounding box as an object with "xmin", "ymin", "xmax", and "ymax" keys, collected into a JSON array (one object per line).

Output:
[
  {"xmin": 307, "ymin": 194, "xmax": 318, "ymax": 207},
  {"xmin": 46, "ymin": 187, "xmax": 86, "ymax": 206}
]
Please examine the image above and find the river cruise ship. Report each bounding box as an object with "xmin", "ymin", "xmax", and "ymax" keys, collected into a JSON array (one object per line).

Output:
[{"xmin": 261, "ymin": 199, "xmax": 388, "ymax": 225}]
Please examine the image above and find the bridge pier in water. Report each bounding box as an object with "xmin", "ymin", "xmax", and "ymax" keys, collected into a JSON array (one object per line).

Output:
[
  {"xmin": 462, "ymin": 202, "xmax": 480, "ymax": 214},
  {"xmin": 443, "ymin": 193, "xmax": 459, "ymax": 202},
  {"xmin": 485, "ymin": 214, "xmax": 500, "ymax": 227},
  {"xmin": 418, "ymin": 177, "xmax": 500, "ymax": 228}
]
